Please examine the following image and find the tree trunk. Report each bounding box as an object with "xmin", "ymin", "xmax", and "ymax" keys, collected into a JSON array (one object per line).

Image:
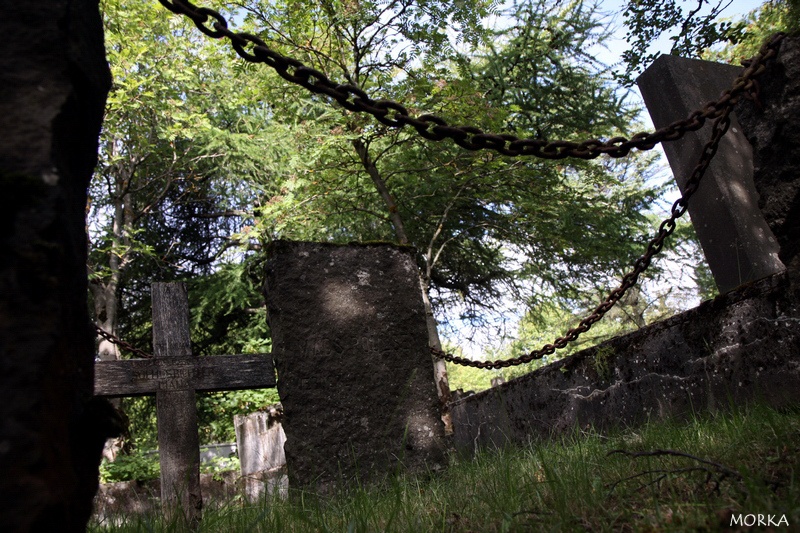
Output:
[
  {"xmin": 0, "ymin": 2, "xmax": 120, "ymax": 531},
  {"xmin": 91, "ymin": 148, "xmax": 136, "ymax": 461},
  {"xmin": 92, "ymin": 147, "xmax": 133, "ymax": 363},
  {"xmin": 419, "ymin": 276, "xmax": 454, "ymax": 435},
  {"xmin": 352, "ymin": 138, "xmax": 409, "ymax": 244}
]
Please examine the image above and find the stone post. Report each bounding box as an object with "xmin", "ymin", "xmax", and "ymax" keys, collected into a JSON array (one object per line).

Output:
[
  {"xmin": 264, "ymin": 241, "xmax": 447, "ymax": 493},
  {"xmin": 735, "ymin": 35, "xmax": 800, "ymax": 272},
  {"xmin": 638, "ymin": 54, "xmax": 785, "ymax": 293},
  {"xmin": 0, "ymin": 2, "xmax": 116, "ymax": 531}
]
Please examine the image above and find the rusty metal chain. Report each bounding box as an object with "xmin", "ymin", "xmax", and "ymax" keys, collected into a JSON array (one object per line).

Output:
[
  {"xmin": 95, "ymin": 324, "xmax": 153, "ymax": 359},
  {"xmin": 157, "ymin": 0, "xmax": 784, "ymax": 160},
  {"xmin": 154, "ymin": 0, "xmax": 785, "ymax": 368},
  {"xmin": 434, "ymin": 106, "xmax": 734, "ymax": 369}
]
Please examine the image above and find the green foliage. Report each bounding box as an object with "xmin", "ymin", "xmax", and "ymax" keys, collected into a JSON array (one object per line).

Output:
[
  {"xmin": 669, "ymin": 220, "xmax": 717, "ymax": 301},
  {"xmin": 617, "ymin": 0, "xmax": 747, "ymax": 85},
  {"xmin": 197, "ymin": 390, "xmax": 280, "ymax": 444},
  {"xmin": 704, "ymin": 0, "xmax": 799, "ymax": 64},
  {"xmin": 445, "ymin": 358, "xmax": 495, "ymax": 394},
  {"xmin": 99, "ymin": 449, "xmax": 160, "ymax": 483},
  {"xmin": 188, "ymin": 261, "xmax": 271, "ymax": 356},
  {"xmin": 99, "ymin": 448, "xmax": 241, "ymax": 484},
  {"xmin": 200, "ymin": 456, "xmax": 241, "ymax": 479},
  {"xmin": 481, "ymin": 0, "xmax": 633, "ymax": 136},
  {"xmin": 618, "ymin": 0, "xmax": 800, "ymax": 85},
  {"xmin": 489, "ymin": 296, "xmax": 639, "ymax": 381},
  {"xmin": 122, "ymin": 396, "xmax": 158, "ymax": 451},
  {"xmin": 592, "ymin": 344, "xmax": 615, "ymax": 380},
  {"xmin": 240, "ymin": 0, "xmax": 665, "ymax": 325},
  {"xmin": 92, "ymin": 0, "xmax": 287, "ymax": 452}
]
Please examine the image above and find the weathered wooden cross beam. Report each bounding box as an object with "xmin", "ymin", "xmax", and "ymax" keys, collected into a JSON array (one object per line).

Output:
[{"xmin": 93, "ymin": 282, "xmax": 275, "ymax": 525}]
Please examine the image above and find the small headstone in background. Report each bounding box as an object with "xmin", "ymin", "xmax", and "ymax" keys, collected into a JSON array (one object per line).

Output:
[
  {"xmin": 234, "ymin": 405, "xmax": 288, "ymax": 501},
  {"xmin": 264, "ymin": 241, "xmax": 447, "ymax": 493}
]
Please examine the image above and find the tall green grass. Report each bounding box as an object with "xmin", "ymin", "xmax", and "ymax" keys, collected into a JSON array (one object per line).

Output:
[{"xmin": 89, "ymin": 403, "xmax": 800, "ymax": 532}]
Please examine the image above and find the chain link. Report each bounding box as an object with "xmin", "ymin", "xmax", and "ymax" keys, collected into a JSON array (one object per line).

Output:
[
  {"xmin": 95, "ymin": 325, "xmax": 153, "ymax": 359},
  {"xmin": 155, "ymin": 0, "xmax": 785, "ymax": 368},
  {"xmin": 157, "ymin": 0, "xmax": 784, "ymax": 160},
  {"xmin": 433, "ymin": 106, "xmax": 734, "ymax": 369}
]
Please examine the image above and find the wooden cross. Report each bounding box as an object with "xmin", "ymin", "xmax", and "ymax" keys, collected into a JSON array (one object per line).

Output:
[{"xmin": 93, "ymin": 282, "xmax": 275, "ymax": 525}]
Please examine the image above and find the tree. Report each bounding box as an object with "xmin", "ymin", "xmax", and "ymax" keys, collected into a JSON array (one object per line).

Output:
[
  {"xmin": 703, "ymin": 0, "xmax": 799, "ymax": 63},
  {"xmin": 96, "ymin": 0, "xmax": 678, "ymax": 450},
  {"xmin": 229, "ymin": 0, "xmax": 502, "ymax": 421},
  {"xmin": 92, "ymin": 0, "xmax": 262, "ymax": 358},
  {"xmin": 91, "ymin": 0, "xmax": 288, "ymax": 452},
  {"xmin": 618, "ymin": 0, "xmax": 800, "ymax": 86},
  {"xmin": 231, "ymin": 0, "xmax": 664, "ymax": 365}
]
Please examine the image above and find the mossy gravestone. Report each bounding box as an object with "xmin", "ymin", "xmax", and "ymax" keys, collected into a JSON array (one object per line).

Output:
[{"xmin": 264, "ymin": 241, "xmax": 447, "ymax": 493}]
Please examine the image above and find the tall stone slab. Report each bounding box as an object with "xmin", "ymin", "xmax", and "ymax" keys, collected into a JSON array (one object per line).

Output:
[
  {"xmin": 736, "ymin": 36, "xmax": 800, "ymax": 271},
  {"xmin": 0, "ymin": 2, "xmax": 117, "ymax": 531},
  {"xmin": 264, "ymin": 241, "xmax": 447, "ymax": 493},
  {"xmin": 638, "ymin": 55, "xmax": 785, "ymax": 293}
]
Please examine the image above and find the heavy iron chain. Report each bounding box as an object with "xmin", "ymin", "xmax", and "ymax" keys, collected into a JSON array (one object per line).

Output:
[
  {"xmin": 433, "ymin": 106, "xmax": 734, "ymax": 369},
  {"xmin": 95, "ymin": 324, "xmax": 153, "ymax": 359},
  {"xmin": 155, "ymin": 0, "xmax": 785, "ymax": 368},
  {"xmin": 158, "ymin": 0, "xmax": 782, "ymax": 160}
]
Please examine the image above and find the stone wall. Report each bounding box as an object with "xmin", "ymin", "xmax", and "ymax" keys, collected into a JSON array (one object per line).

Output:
[
  {"xmin": 736, "ymin": 35, "xmax": 800, "ymax": 271},
  {"xmin": 451, "ymin": 271, "xmax": 800, "ymax": 454},
  {"xmin": 93, "ymin": 472, "xmax": 241, "ymax": 525}
]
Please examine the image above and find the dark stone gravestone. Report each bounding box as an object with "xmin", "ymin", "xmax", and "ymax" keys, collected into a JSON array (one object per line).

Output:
[
  {"xmin": 638, "ymin": 54, "xmax": 785, "ymax": 293},
  {"xmin": 264, "ymin": 241, "xmax": 447, "ymax": 493},
  {"xmin": 1, "ymin": 1, "xmax": 115, "ymax": 530},
  {"xmin": 94, "ymin": 282, "xmax": 275, "ymax": 524},
  {"xmin": 736, "ymin": 35, "xmax": 800, "ymax": 271}
]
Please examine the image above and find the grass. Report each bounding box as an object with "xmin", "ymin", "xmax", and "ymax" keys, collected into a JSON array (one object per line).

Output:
[{"xmin": 89, "ymin": 403, "xmax": 800, "ymax": 532}]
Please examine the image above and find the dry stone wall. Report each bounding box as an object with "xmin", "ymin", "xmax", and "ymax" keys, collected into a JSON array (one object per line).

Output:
[{"xmin": 451, "ymin": 270, "xmax": 800, "ymax": 454}]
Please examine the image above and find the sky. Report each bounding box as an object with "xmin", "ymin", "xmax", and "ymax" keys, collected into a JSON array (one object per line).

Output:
[
  {"xmin": 446, "ymin": 0, "xmax": 772, "ymax": 359},
  {"xmin": 592, "ymin": 0, "xmax": 767, "ymax": 68}
]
